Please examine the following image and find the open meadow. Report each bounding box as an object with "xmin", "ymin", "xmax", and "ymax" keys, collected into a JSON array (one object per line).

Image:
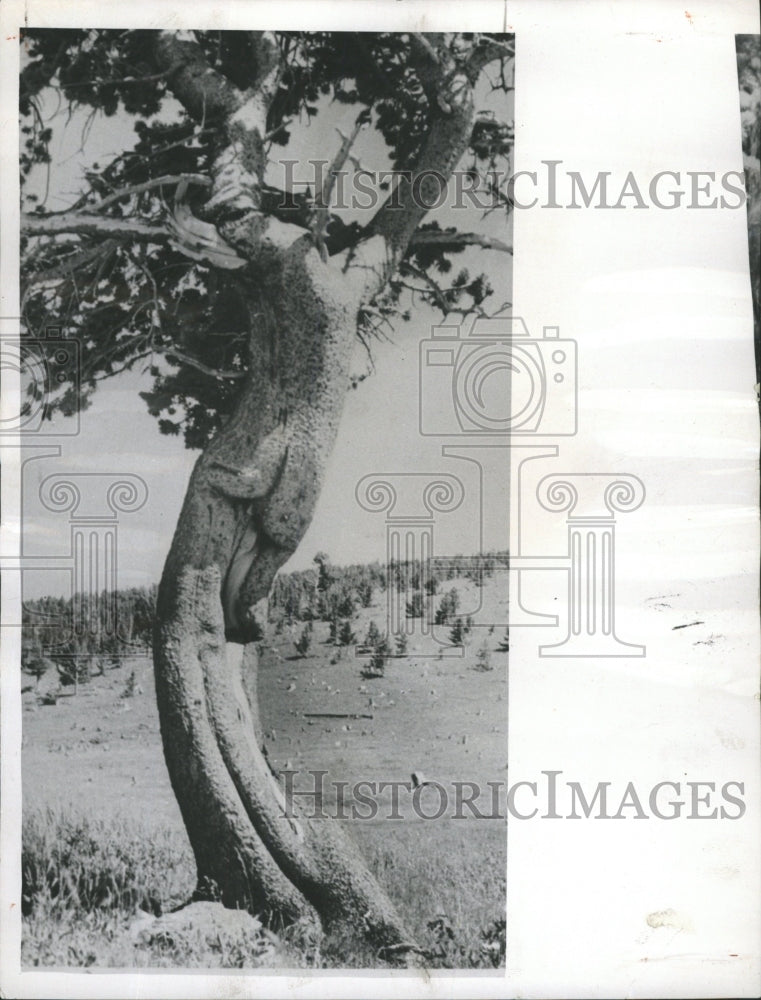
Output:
[{"xmin": 21, "ymin": 571, "xmax": 509, "ymax": 969}]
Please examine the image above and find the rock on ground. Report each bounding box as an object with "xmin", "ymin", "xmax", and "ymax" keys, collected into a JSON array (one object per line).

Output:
[{"xmin": 129, "ymin": 901, "xmax": 293, "ymax": 967}]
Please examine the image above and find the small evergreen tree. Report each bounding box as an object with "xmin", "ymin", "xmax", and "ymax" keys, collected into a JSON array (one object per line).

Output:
[
  {"xmin": 338, "ymin": 619, "xmax": 355, "ymax": 647},
  {"xmin": 121, "ymin": 669, "xmax": 138, "ymax": 698},
  {"xmin": 23, "ymin": 655, "xmax": 51, "ymax": 688},
  {"xmin": 395, "ymin": 632, "xmax": 408, "ymax": 656},
  {"xmin": 294, "ymin": 622, "xmax": 313, "ymax": 658},
  {"xmin": 364, "ymin": 639, "xmax": 390, "ymax": 678},
  {"xmin": 365, "ymin": 620, "xmax": 381, "ymax": 648},
  {"xmin": 328, "ymin": 613, "xmax": 339, "ymax": 644},
  {"xmin": 336, "ymin": 590, "xmax": 356, "ymax": 619},
  {"xmin": 449, "ymin": 618, "xmax": 464, "ymax": 645},
  {"xmin": 314, "ymin": 552, "xmax": 332, "ymax": 593},
  {"xmin": 406, "ymin": 591, "xmax": 424, "ymax": 619},
  {"xmin": 475, "ymin": 641, "xmax": 492, "ymax": 671},
  {"xmin": 356, "ymin": 579, "xmax": 373, "ymax": 608},
  {"xmin": 435, "ymin": 587, "xmax": 461, "ymax": 624},
  {"xmin": 448, "ymin": 588, "xmax": 461, "ymax": 616}
]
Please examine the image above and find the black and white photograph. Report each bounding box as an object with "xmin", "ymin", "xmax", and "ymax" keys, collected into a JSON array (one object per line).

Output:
[{"xmin": 1, "ymin": 2, "xmax": 759, "ymax": 998}]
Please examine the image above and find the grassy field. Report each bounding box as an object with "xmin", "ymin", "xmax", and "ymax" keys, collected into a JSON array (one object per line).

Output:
[{"xmin": 20, "ymin": 576, "xmax": 508, "ymax": 969}]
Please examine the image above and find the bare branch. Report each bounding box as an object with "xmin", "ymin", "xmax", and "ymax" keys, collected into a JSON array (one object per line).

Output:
[
  {"xmin": 22, "ymin": 176, "xmax": 247, "ymax": 272},
  {"xmin": 88, "ymin": 173, "xmax": 212, "ymax": 213},
  {"xmin": 410, "ymin": 33, "xmax": 442, "ymax": 66},
  {"xmin": 409, "ymin": 230, "xmax": 512, "ymax": 254},
  {"xmin": 397, "ymin": 262, "xmax": 453, "ymax": 314},
  {"xmin": 310, "ymin": 117, "xmax": 366, "ymax": 261},
  {"xmin": 22, "ymin": 212, "xmax": 168, "ymax": 242},
  {"xmin": 160, "ymin": 346, "xmax": 246, "ymax": 380},
  {"xmin": 246, "ymin": 31, "xmax": 282, "ymax": 98},
  {"xmin": 61, "ymin": 66, "xmax": 177, "ymax": 89},
  {"xmin": 465, "ymin": 35, "xmax": 516, "ymax": 82},
  {"xmin": 201, "ymin": 33, "xmax": 284, "ymax": 218},
  {"xmin": 22, "ymin": 239, "xmax": 118, "ymax": 294}
]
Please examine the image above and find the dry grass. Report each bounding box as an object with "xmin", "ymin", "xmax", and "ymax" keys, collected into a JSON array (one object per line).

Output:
[{"xmin": 22, "ymin": 809, "xmax": 505, "ymax": 969}]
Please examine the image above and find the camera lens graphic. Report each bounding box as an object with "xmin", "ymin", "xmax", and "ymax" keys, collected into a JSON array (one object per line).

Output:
[
  {"xmin": 454, "ymin": 344, "xmax": 545, "ymax": 432},
  {"xmin": 0, "ymin": 342, "xmax": 47, "ymax": 430}
]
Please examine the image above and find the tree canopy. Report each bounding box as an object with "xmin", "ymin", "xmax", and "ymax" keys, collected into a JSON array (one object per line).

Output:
[{"xmin": 20, "ymin": 30, "xmax": 514, "ymax": 447}]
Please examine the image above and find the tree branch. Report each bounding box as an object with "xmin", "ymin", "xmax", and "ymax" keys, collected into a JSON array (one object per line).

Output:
[
  {"xmin": 88, "ymin": 173, "xmax": 212, "ymax": 213},
  {"xmin": 347, "ymin": 34, "xmax": 514, "ymax": 301},
  {"xmin": 22, "ymin": 176, "xmax": 247, "ymax": 271},
  {"xmin": 161, "ymin": 346, "xmax": 246, "ymax": 380},
  {"xmin": 397, "ymin": 262, "xmax": 451, "ymax": 314},
  {"xmin": 152, "ymin": 31, "xmax": 244, "ymax": 122},
  {"xmin": 149, "ymin": 32, "xmax": 283, "ymax": 226},
  {"xmin": 310, "ymin": 118, "xmax": 366, "ymax": 261},
  {"xmin": 465, "ymin": 35, "xmax": 516, "ymax": 82},
  {"xmin": 357, "ymin": 40, "xmax": 479, "ymax": 286},
  {"xmin": 62, "ymin": 66, "xmax": 178, "ymax": 89},
  {"xmin": 408, "ymin": 33, "xmax": 448, "ymax": 109},
  {"xmin": 21, "ymin": 212, "xmax": 169, "ymax": 242},
  {"xmin": 409, "ymin": 230, "xmax": 512, "ymax": 253},
  {"xmin": 21, "ymin": 239, "xmax": 119, "ymax": 294},
  {"xmin": 168, "ymin": 182, "xmax": 246, "ymax": 269}
]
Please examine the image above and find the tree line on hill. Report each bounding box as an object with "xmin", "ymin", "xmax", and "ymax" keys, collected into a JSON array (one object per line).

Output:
[{"xmin": 21, "ymin": 550, "xmax": 509, "ymax": 688}]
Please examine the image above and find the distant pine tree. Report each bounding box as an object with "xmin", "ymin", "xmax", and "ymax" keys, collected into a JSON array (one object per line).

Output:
[
  {"xmin": 475, "ymin": 641, "xmax": 492, "ymax": 671},
  {"xmin": 338, "ymin": 619, "xmax": 355, "ymax": 646},
  {"xmin": 365, "ymin": 639, "xmax": 390, "ymax": 678},
  {"xmin": 328, "ymin": 614, "xmax": 339, "ymax": 644},
  {"xmin": 449, "ymin": 618, "xmax": 464, "ymax": 645},
  {"xmin": 357, "ymin": 579, "xmax": 373, "ymax": 607},
  {"xmin": 406, "ymin": 591, "xmax": 424, "ymax": 618},
  {"xmin": 295, "ymin": 622, "xmax": 312, "ymax": 658},
  {"xmin": 365, "ymin": 620, "xmax": 381, "ymax": 648}
]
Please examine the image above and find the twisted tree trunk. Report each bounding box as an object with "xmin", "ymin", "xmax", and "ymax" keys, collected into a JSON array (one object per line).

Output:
[
  {"xmin": 153, "ymin": 234, "xmax": 416, "ymax": 948},
  {"xmin": 145, "ymin": 29, "xmax": 510, "ymax": 954}
]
